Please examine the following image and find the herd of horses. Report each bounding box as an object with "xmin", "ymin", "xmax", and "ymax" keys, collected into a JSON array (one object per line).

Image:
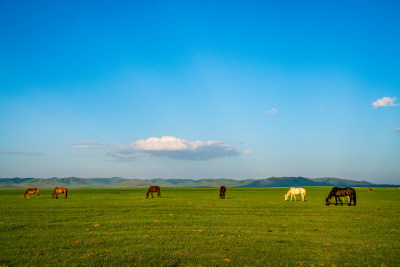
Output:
[
  {"xmin": 283, "ymin": 186, "xmax": 356, "ymax": 206},
  {"xmin": 22, "ymin": 185, "xmax": 357, "ymax": 206},
  {"xmin": 22, "ymin": 187, "xmax": 67, "ymax": 199}
]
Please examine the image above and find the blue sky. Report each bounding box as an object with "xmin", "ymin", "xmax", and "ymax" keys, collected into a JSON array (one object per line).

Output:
[{"xmin": 1, "ymin": 1, "xmax": 399, "ymax": 183}]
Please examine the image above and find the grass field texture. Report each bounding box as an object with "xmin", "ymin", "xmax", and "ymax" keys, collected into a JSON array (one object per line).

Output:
[{"xmin": 0, "ymin": 187, "xmax": 399, "ymax": 266}]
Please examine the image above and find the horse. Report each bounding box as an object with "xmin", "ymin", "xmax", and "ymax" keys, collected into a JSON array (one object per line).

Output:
[
  {"xmin": 22, "ymin": 188, "xmax": 39, "ymax": 198},
  {"xmin": 146, "ymin": 186, "xmax": 161, "ymax": 198},
  {"xmin": 51, "ymin": 187, "xmax": 67, "ymax": 199},
  {"xmin": 219, "ymin": 186, "xmax": 226, "ymax": 199},
  {"xmin": 326, "ymin": 187, "xmax": 356, "ymax": 206},
  {"xmin": 284, "ymin": 187, "xmax": 306, "ymax": 202}
]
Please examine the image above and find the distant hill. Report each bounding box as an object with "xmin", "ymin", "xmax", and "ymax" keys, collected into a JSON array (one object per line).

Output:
[
  {"xmin": 18, "ymin": 177, "xmax": 104, "ymax": 188},
  {"xmin": 0, "ymin": 176, "xmax": 397, "ymax": 188},
  {"xmin": 313, "ymin": 177, "xmax": 374, "ymax": 187},
  {"xmin": 0, "ymin": 178, "xmax": 35, "ymax": 187},
  {"xmin": 243, "ymin": 177, "xmax": 324, "ymax": 188}
]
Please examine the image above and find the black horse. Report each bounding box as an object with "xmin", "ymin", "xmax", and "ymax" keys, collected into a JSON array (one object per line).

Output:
[
  {"xmin": 219, "ymin": 186, "xmax": 226, "ymax": 199},
  {"xmin": 326, "ymin": 187, "xmax": 356, "ymax": 206}
]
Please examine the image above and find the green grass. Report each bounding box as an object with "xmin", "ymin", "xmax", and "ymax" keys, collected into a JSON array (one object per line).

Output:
[{"xmin": 0, "ymin": 187, "xmax": 399, "ymax": 266}]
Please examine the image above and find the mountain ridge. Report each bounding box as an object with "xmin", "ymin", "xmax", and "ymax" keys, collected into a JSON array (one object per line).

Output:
[{"xmin": 0, "ymin": 176, "xmax": 396, "ymax": 188}]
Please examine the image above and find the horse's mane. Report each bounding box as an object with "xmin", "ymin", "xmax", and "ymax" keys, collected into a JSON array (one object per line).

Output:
[{"xmin": 327, "ymin": 187, "xmax": 339, "ymax": 199}]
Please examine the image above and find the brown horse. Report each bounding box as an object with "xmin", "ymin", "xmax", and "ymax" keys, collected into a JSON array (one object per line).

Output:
[
  {"xmin": 326, "ymin": 187, "xmax": 356, "ymax": 206},
  {"xmin": 219, "ymin": 186, "xmax": 226, "ymax": 199},
  {"xmin": 146, "ymin": 186, "xmax": 161, "ymax": 198},
  {"xmin": 22, "ymin": 188, "xmax": 39, "ymax": 198},
  {"xmin": 51, "ymin": 187, "xmax": 67, "ymax": 199}
]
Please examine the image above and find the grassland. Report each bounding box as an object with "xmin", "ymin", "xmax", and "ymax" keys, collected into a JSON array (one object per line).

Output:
[{"xmin": 0, "ymin": 187, "xmax": 399, "ymax": 266}]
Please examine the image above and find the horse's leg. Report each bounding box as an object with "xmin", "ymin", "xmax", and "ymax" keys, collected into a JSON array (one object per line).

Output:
[
  {"xmin": 151, "ymin": 192, "xmax": 154, "ymax": 198},
  {"xmin": 338, "ymin": 196, "xmax": 343, "ymax": 206},
  {"xmin": 27, "ymin": 193, "xmax": 30, "ymax": 199},
  {"xmin": 294, "ymin": 194, "xmax": 297, "ymax": 201}
]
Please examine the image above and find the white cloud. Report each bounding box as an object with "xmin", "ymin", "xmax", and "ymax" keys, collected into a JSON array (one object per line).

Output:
[
  {"xmin": 112, "ymin": 136, "xmax": 241, "ymax": 161},
  {"xmin": 104, "ymin": 152, "xmax": 146, "ymax": 162},
  {"xmin": 243, "ymin": 150, "xmax": 252, "ymax": 155},
  {"xmin": 68, "ymin": 137, "xmax": 248, "ymax": 161},
  {"xmin": 266, "ymin": 108, "xmax": 277, "ymax": 115},
  {"xmin": 69, "ymin": 141, "xmax": 103, "ymax": 150},
  {"xmin": 69, "ymin": 141, "xmax": 98, "ymax": 145},
  {"xmin": 394, "ymin": 128, "xmax": 400, "ymax": 132},
  {"xmin": 0, "ymin": 151, "xmax": 43, "ymax": 156},
  {"xmin": 372, "ymin": 97, "xmax": 399, "ymax": 108}
]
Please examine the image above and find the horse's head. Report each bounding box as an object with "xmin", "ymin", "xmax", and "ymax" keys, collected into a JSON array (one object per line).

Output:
[
  {"xmin": 325, "ymin": 197, "xmax": 331, "ymax": 205},
  {"xmin": 284, "ymin": 194, "xmax": 289, "ymax": 201},
  {"xmin": 51, "ymin": 193, "xmax": 55, "ymax": 199},
  {"xmin": 146, "ymin": 193, "xmax": 149, "ymax": 198}
]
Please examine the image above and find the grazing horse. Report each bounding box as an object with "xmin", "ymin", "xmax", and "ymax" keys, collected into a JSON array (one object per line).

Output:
[
  {"xmin": 51, "ymin": 187, "xmax": 67, "ymax": 199},
  {"xmin": 284, "ymin": 187, "xmax": 306, "ymax": 202},
  {"xmin": 146, "ymin": 186, "xmax": 161, "ymax": 198},
  {"xmin": 219, "ymin": 186, "xmax": 226, "ymax": 199},
  {"xmin": 326, "ymin": 187, "xmax": 356, "ymax": 206},
  {"xmin": 22, "ymin": 188, "xmax": 39, "ymax": 198}
]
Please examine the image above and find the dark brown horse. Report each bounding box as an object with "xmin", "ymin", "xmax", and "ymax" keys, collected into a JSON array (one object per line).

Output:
[
  {"xmin": 52, "ymin": 187, "xmax": 67, "ymax": 199},
  {"xmin": 22, "ymin": 188, "xmax": 39, "ymax": 198},
  {"xmin": 219, "ymin": 186, "xmax": 226, "ymax": 199},
  {"xmin": 326, "ymin": 187, "xmax": 356, "ymax": 206},
  {"xmin": 146, "ymin": 186, "xmax": 161, "ymax": 198}
]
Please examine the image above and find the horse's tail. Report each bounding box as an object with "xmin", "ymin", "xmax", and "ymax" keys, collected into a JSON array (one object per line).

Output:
[
  {"xmin": 353, "ymin": 190, "xmax": 356, "ymax": 206},
  {"xmin": 37, "ymin": 189, "xmax": 39, "ymax": 197},
  {"xmin": 158, "ymin": 186, "xmax": 161, "ymax": 197},
  {"xmin": 65, "ymin": 188, "xmax": 67, "ymax": 199}
]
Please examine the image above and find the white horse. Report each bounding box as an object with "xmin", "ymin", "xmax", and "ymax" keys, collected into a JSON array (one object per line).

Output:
[{"xmin": 284, "ymin": 187, "xmax": 306, "ymax": 202}]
